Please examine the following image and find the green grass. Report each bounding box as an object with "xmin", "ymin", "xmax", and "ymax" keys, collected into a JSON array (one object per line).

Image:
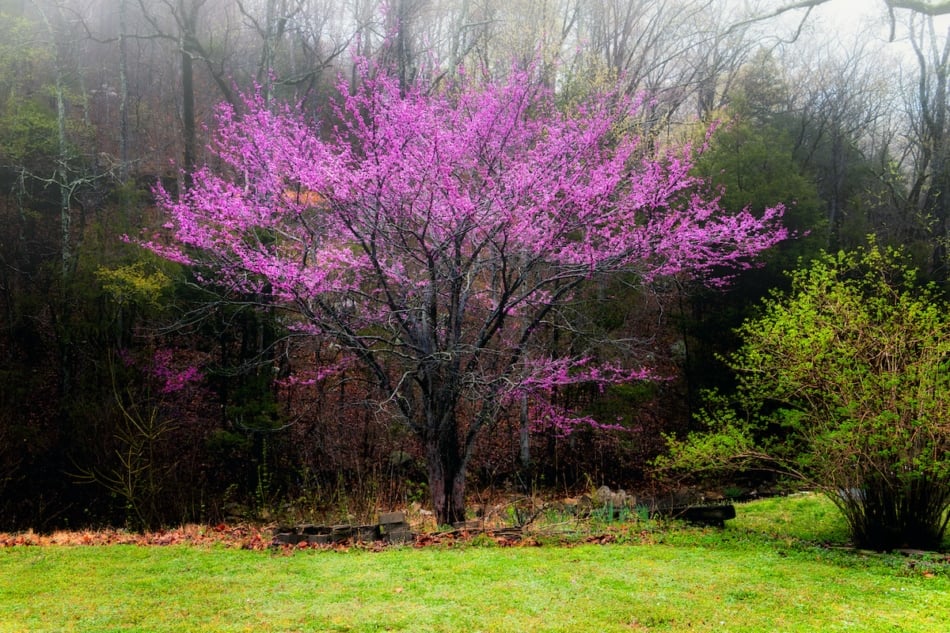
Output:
[
  {"xmin": 1, "ymin": 494, "xmax": 948, "ymax": 632},
  {"xmin": 729, "ymin": 492, "xmax": 851, "ymax": 542}
]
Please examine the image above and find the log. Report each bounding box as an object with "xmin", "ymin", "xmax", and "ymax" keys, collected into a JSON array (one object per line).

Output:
[{"xmin": 653, "ymin": 504, "xmax": 736, "ymax": 527}]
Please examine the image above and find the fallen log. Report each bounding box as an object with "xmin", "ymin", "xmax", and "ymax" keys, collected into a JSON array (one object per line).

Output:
[{"xmin": 652, "ymin": 504, "xmax": 737, "ymax": 527}]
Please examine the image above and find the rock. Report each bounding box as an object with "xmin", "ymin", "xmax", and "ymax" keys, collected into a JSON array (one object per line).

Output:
[
  {"xmin": 383, "ymin": 526, "xmax": 413, "ymax": 544},
  {"xmin": 593, "ymin": 485, "xmax": 631, "ymax": 508},
  {"xmin": 273, "ymin": 532, "xmax": 307, "ymax": 545},
  {"xmin": 355, "ymin": 525, "xmax": 379, "ymax": 541},
  {"xmin": 271, "ymin": 510, "xmax": 413, "ymax": 546},
  {"xmin": 330, "ymin": 525, "xmax": 354, "ymax": 542},
  {"xmin": 378, "ymin": 511, "xmax": 406, "ymax": 525}
]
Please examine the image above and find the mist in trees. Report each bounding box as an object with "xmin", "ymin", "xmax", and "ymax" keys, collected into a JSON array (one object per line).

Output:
[{"xmin": 1, "ymin": 0, "xmax": 949, "ymax": 533}]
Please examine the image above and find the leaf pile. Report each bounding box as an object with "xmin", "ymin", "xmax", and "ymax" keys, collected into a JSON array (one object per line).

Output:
[{"xmin": 0, "ymin": 524, "xmax": 269, "ymax": 549}]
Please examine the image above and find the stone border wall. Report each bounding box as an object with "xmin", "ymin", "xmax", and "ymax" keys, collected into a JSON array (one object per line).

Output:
[{"xmin": 272, "ymin": 511, "xmax": 412, "ymax": 546}]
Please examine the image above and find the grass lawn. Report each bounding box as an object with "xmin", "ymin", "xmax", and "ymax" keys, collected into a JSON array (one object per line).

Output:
[{"xmin": 1, "ymin": 494, "xmax": 947, "ymax": 632}]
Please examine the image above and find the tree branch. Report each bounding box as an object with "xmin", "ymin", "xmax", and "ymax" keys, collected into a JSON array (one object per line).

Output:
[
  {"xmin": 886, "ymin": 0, "xmax": 950, "ymax": 15},
  {"xmin": 727, "ymin": 0, "xmax": 950, "ymax": 41}
]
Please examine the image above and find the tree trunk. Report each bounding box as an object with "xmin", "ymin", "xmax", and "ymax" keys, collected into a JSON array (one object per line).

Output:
[
  {"xmin": 423, "ymin": 423, "xmax": 468, "ymax": 526},
  {"xmin": 180, "ymin": 35, "xmax": 196, "ymax": 181},
  {"xmin": 910, "ymin": 19, "xmax": 950, "ymax": 282},
  {"xmin": 519, "ymin": 393, "xmax": 531, "ymax": 469},
  {"xmin": 118, "ymin": 0, "xmax": 131, "ymax": 181},
  {"xmin": 34, "ymin": 0, "xmax": 75, "ymax": 401}
]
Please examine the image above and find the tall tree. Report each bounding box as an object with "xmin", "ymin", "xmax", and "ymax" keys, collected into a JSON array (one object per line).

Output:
[
  {"xmin": 784, "ymin": 43, "xmax": 894, "ymax": 250},
  {"xmin": 135, "ymin": 0, "xmax": 242, "ymax": 181},
  {"xmin": 235, "ymin": 0, "xmax": 350, "ymax": 106},
  {"xmin": 905, "ymin": 14, "xmax": 950, "ymax": 280},
  {"xmin": 149, "ymin": 63, "xmax": 787, "ymax": 524}
]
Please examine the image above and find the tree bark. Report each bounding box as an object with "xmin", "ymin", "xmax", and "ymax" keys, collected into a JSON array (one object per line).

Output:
[
  {"xmin": 519, "ymin": 393, "xmax": 531, "ymax": 469},
  {"xmin": 118, "ymin": 0, "xmax": 131, "ymax": 181},
  {"xmin": 909, "ymin": 18, "xmax": 950, "ymax": 282},
  {"xmin": 425, "ymin": 439, "xmax": 467, "ymax": 526},
  {"xmin": 422, "ymin": 409, "xmax": 469, "ymax": 526},
  {"xmin": 180, "ymin": 33, "xmax": 196, "ymax": 182}
]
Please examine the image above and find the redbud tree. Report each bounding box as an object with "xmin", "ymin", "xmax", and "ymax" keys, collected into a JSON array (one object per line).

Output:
[{"xmin": 150, "ymin": 64, "xmax": 787, "ymax": 524}]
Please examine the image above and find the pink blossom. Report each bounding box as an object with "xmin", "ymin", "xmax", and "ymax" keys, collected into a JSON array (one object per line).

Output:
[
  {"xmin": 146, "ymin": 60, "xmax": 787, "ymax": 436},
  {"xmin": 149, "ymin": 348, "xmax": 203, "ymax": 394}
]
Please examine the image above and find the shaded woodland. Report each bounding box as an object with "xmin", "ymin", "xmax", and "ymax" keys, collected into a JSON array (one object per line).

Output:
[{"xmin": 2, "ymin": 0, "xmax": 949, "ymax": 531}]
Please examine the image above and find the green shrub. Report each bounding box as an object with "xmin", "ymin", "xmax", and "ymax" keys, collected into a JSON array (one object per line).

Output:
[{"xmin": 664, "ymin": 243, "xmax": 950, "ymax": 550}]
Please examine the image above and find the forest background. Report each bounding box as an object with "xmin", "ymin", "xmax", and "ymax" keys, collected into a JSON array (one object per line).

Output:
[{"xmin": 2, "ymin": 0, "xmax": 948, "ymax": 532}]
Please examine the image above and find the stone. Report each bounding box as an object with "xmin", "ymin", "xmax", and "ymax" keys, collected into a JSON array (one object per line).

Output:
[
  {"xmin": 384, "ymin": 526, "xmax": 413, "ymax": 544},
  {"xmin": 330, "ymin": 525, "xmax": 354, "ymax": 542},
  {"xmin": 272, "ymin": 512, "xmax": 415, "ymax": 546},
  {"xmin": 378, "ymin": 511, "xmax": 406, "ymax": 525},
  {"xmin": 593, "ymin": 485, "xmax": 631, "ymax": 509},
  {"xmin": 356, "ymin": 525, "xmax": 379, "ymax": 541},
  {"xmin": 273, "ymin": 532, "xmax": 306, "ymax": 545},
  {"xmin": 379, "ymin": 520, "xmax": 410, "ymax": 534}
]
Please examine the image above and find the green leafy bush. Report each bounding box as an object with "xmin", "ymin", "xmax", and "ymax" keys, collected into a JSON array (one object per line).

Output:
[{"xmin": 665, "ymin": 243, "xmax": 950, "ymax": 550}]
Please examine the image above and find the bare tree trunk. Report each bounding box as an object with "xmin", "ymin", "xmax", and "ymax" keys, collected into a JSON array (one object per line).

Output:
[
  {"xmin": 910, "ymin": 19, "xmax": 950, "ymax": 282},
  {"xmin": 118, "ymin": 0, "xmax": 131, "ymax": 181},
  {"xmin": 424, "ymin": 423, "xmax": 468, "ymax": 526},
  {"xmin": 33, "ymin": 0, "xmax": 77, "ymax": 402},
  {"xmin": 54, "ymin": 68, "xmax": 70, "ymax": 278},
  {"xmin": 180, "ymin": 31, "xmax": 196, "ymax": 183},
  {"xmin": 136, "ymin": 0, "xmax": 211, "ymax": 187},
  {"xmin": 519, "ymin": 393, "xmax": 531, "ymax": 469},
  {"xmin": 33, "ymin": 1, "xmax": 72, "ymax": 277}
]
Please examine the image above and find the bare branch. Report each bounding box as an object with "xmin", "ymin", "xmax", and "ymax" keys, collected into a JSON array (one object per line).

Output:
[
  {"xmin": 886, "ymin": 0, "xmax": 950, "ymax": 16},
  {"xmin": 726, "ymin": 0, "xmax": 950, "ymax": 41},
  {"xmin": 723, "ymin": 0, "xmax": 828, "ymax": 37}
]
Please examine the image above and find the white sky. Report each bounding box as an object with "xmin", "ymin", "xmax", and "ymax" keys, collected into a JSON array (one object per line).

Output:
[{"xmin": 749, "ymin": 0, "xmax": 950, "ymax": 76}]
